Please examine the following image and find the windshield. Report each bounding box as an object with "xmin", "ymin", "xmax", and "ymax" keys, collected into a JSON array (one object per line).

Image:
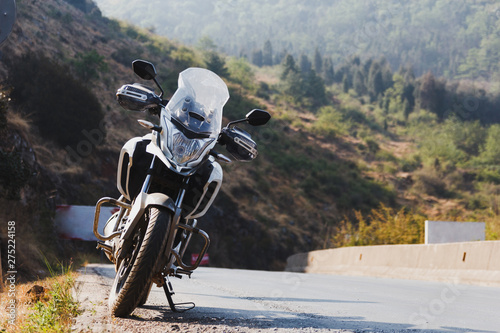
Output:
[{"xmin": 165, "ymin": 68, "xmax": 229, "ymax": 139}]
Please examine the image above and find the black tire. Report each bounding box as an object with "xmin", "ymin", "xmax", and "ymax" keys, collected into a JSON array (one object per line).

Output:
[
  {"xmin": 137, "ymin": 282, "xmax": 152, "ymax": 307},
  {"xmin": 108, "ymin": 206, "xmax": 172, "ymax": 317}
]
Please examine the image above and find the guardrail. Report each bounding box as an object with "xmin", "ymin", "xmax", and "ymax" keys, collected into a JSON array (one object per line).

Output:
[{"xmin": 286, "ymin": 241, "xmax": 500, "ymax": 287}]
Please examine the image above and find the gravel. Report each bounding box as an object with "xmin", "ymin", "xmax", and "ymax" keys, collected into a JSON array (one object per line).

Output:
[{"xmin": 71, "ymin": 265, "xmax": 351, "ymax": 333}]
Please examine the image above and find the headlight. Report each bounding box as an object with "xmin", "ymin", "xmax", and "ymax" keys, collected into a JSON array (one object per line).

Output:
[{"xmin": 167, "ymin": 126, "xmax": 213, "ymax": 166}]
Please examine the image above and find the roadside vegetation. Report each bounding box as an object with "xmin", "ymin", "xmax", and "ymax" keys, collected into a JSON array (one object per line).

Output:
[{"xmin": 0, "ymin": 260, "xmax": 78, "ymax": 332}]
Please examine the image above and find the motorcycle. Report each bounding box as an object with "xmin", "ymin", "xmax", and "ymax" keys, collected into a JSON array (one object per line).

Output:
[{"xmin": 92, "ymin": 60, "xmax": 271, "ymax": 317}]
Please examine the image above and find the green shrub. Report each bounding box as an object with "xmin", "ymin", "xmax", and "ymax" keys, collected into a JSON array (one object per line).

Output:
[
  {"xmin": 8, "ymin": 53, "xmax": 105, "ymax": 148},
  {"xmin": 332, "ymin": 204, "xmax": 425, "ymax": 247},
  {"xmin": 413, "ymin": 168, "xmax": 452, "ymax": 198},
  {"xmin": 477, "ymin": 168, "xmax": 500, "ymax": 184},
  {"xmin": 480, "ymin": 124, "xmax": 500, "ymax": 165},
  {"xmin": 227, "ymin": 57, "xmax": 256, "ymax": 91},
  {"xmin": 0, "ymin": 151, "xmax": 31, "ymax": 199},
  {"xmin": 466, "ymin": 194, "xmax": 489, "ymax": 210},
  {"xmin": 399, "ymin": 154, "xmax": 422, "ymax": 172},
  {"xmin": 111, "ymin": 46, "xmax": 144, "ymax": 67},
  {"xmin": 375, "ymin": 150, "xmax": 397, "ymax": 162},
  {"xmin": 417, "ymin": 125, "xmax": 467, "ymax": 166},
  {"xmin": 365, "ymin": 138, "xmax": 380, "ymax": 154},
  {"xmin": 171, "ymin": 46, "xmax": 198, "ymax": 68},
  {"xmin": 311, "ymin": 106, "xmax": 344, "ymax": 138},
  {"xmin": 73, "ymin": 50, "xmax": 108, "ymax": 82}
]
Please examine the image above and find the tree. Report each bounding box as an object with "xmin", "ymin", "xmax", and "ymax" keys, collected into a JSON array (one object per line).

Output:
[
  {"xmin": 379, "ymin": 57, "xmax": 393, "ymax": 91},
  {"xmin": 299, "ymin": 54, "xmax": 312, "ymax": 74},
  {"xmin": 281, "ymin": 54, "xmax": 302, "ymax": 102},
  {"xmin": 73, "ymin": 49, "xmax": 108, "ymax": 83},
  {"xmin": 342, "ymin": 75, "xmax": 350, "ymax": 93},
  {"xmin": 398, "ymin": 66, "xmax": 416, "ymax": 109},
  {"xmin": 274, "ymin": 50, "xmax": 286, "ymax": 66},
  {"xmin": 351, "ymin": 56, "xmax": 361, "ymax": 67},
  {"xmin": 303, "ymin": 70, "xmax": 327, "ymax": 108},
  {"xmin": 418, "ymin": 71, "xmax": 446, "ymax": 118},
  {"xmin": 313, "ymin": 48, "xmax": 322, "ymax": 73},
  {"xmin": 481, "ymin": 124, "xmax": 500, "ymax": 164},
  {"xmin": 252, "ymin": 49, "xmax": 263, "ymax": 67},
  {"xmin": 197, "ymin": 35, "xmax": 218, "ymax": 53},
  {"xmin": 367, "ymin": 62, "xmax": 384, "ymax": 101},
  {"xmin": 353, "ymin": 69, "xmax": 365, "ymax": 96},
  {"xmin": 445, "ymin": 119, "xmax": 485, "ymax": 156},
  {"xmin": 403, "ymin": 99, "xmax": 412, "ymax": 120},
  {"xmin": 283, "ymin": 71, "xmax": 303, "ymax": 102},
  {"xmin": 322, "ymin": 57, "xmax": 335, "ymax": 85},
  {"xmin": 281, "ymin": 54, "xmax": 298, "ymax": 80},
  {"xmin": 205, "ymin": 52, "xmax": 228, "ymax": 77},
  {"xmin": 262, "ymin": 40, "xmax": 273, "ymax": 66}
]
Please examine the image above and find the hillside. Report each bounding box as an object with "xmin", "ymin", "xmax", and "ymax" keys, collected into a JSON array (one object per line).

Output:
[
  {"xmin": 94, "ymin": 0, "xmax": 500, "ymax": 80},
  {"xmin": 1, "ymin": 0, "xmax": 500, "ymax": 276},
  {"xmin": 1, "ymin": 0, "xmax": 344, "ymax": 271}
]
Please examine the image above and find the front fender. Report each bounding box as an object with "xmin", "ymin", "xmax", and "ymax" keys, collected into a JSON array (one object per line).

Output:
[
  {"xmin": 144, "ymin": 192, "xmax": 176, "ymax": 211},
  {"xmin": 122, "ymin": 192, "xmax": 176, "ymax": 240}
]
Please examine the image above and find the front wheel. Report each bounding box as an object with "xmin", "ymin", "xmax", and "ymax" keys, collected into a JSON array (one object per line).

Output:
[{"xmin": 108, "ymin": 206, "xmax": 172, "ymax": 317}]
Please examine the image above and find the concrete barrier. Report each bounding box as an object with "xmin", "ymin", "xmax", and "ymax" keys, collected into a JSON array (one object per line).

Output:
[
  {"xmin": 425, "ymin": 220, "xmax": 485, "ymax": 244},
  {"xmin": 286, "ymin": 241, "xmax": 500, "ymax": 287}
]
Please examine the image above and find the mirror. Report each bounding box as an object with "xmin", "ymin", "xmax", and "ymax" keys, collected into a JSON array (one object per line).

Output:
[
  {"xmin": 246, "ymin": 109, "xmax": 271, "ymax": 126},
  {"xmin": 133, "ymin": 60, "xmax": 157, "ymax": 80}
]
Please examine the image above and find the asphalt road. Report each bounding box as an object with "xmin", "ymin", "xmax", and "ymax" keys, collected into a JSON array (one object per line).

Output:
[{"xmin": 73, "ymin": 264, "xmax": 500, "ymax": 333}]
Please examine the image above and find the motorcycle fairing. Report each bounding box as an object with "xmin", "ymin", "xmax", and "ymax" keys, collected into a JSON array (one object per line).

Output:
[{"xmin": 117, "ymin": 134, "xmax": 153, "ymax": 201}]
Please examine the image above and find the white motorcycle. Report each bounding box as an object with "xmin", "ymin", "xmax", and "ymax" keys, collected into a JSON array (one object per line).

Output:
[{"xmin": 92, "ymin": 60, "xmax": 270, "ymax": 317}]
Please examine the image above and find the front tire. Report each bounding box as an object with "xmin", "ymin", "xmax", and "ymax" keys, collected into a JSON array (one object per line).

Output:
[
  {"xmin": 137, "ymin": 282, "xmax": 152, "ymax": 307},
  {"xmin": 108, "ymin": 206, "xmax": 172, "ymax": 317}
]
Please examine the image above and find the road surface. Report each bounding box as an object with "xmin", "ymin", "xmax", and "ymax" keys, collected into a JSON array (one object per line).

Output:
[{"xmin": 72, "ymin": 264, "xmax": 500, "ymax": 332}]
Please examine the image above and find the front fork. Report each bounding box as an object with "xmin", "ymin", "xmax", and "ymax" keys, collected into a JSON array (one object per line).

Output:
[
  {"xmin": 161, "ymin": 176, "xmax": 211, "ymax": 279},
  {"xmin": 93, "ymin": 157, "xmax": 211, "ymax": 278}
]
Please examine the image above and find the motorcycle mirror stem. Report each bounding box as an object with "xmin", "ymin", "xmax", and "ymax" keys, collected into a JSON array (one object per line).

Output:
[
  {"xmin": 132, "ymin": 59, "xmax": 165, "ymax": 98},
  {"xmin": 226, "ymin": 109, "xmax": 271, "ymax": 128}
]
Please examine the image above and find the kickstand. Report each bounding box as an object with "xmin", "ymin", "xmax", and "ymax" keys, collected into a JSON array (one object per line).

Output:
[{"xmin": 162, "ymin": 275, "xmax": 195, "ymax": 313}]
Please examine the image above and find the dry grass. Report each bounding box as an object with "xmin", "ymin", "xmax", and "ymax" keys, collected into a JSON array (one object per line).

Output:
[
  {"xmin": 0, "ymin": 262, "xmax": 79, "ymax": 332},
  {"xmin": 486, "ymin": 216, "xmax": 500, "ymax": 240},
  {"xmin": 6, "ymin": 110, "xmax": 31, "ymax": 134}
]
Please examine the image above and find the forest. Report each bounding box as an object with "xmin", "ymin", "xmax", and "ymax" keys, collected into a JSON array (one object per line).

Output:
[{"xmin": 94, "ymin": 0, "xmax": 500, "ymax": 80}]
